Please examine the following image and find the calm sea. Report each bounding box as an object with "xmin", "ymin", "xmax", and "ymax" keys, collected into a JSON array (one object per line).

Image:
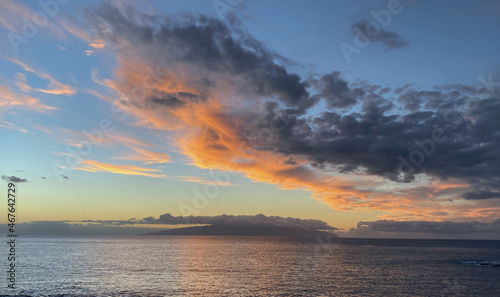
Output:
[{"xmin": 2, "ymin": 236, "xmax": 500, "ymax": 296}]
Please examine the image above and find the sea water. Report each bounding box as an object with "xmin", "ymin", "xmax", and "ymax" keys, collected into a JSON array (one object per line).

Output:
[{"xmin": 2, "ymin": 236, "xmax": 499, "ymax": 296}]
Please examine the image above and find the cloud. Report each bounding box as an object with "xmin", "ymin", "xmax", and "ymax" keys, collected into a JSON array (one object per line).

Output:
[
  {"xmin": 55, "ymin": 127, "xmax": 171, "ymax": 167},
  {"xmin": 82, "ymin": 4, "xmax": 500, "ymax": 221},
  {"xmin": 0, "ymin": 84, "xmax": 57, "ymax": 113},
  {"xmin": 0, "ymin": 0, "xmax": 65, "ymax": 38},
  {"xmin": 8, "ymin": 58, "xmax": 77, "ymax": 95},
  {"xmin": 341, "ymin": 219, "xmax": 500, "ymax": 239},
  {"xmin": 114, "ymin": 147, "xmax": 170, "ymax": 164},
  {"xmin": 311, "ymin": 71, "xmax": 364, "ymax": 108},
  {"xmin": 58, "ymin": 18, "xmax": 92, "ymax": 42},
  {"xmin": 59, "ymin": 129, "xmax": 154, "ymax": 149},
  {"xmin": 85, "ymin": 4, "xmax": 315, "ymax": 113},
  {"xmin": 15, "ymin": 72, "xmax": 31, "ymax": 92},
  {"xmin": 2, "ymin": 175, "xmax": 28, "ymax": 183},
  {"xmin": 0, "ymin": 120, "xmax": 28, "ymax": 133},
  {"xmin": 351, "ymin": 20, "xmax": 409, "ymax": 51},
  {"xmin": 74, "ymin": 159, "xmax": 165, "ymax": 178},
  {"xmin": 89, "ymin": 41, "xmax": 104, "ymax": 49},
  {"xmin": 167, "ymin": 175, "xmax": 234, "ymax": 186},
  {"xmin": 82, "ymin": 213, "xmax": 337, "ymax": 230},
  {"xmin": 462, "ymin": 191, "xmax": 500, "ymax": 200},
  {"xmin": 0, "ymin": 0, "xmax": 27, "ymax": 32}
]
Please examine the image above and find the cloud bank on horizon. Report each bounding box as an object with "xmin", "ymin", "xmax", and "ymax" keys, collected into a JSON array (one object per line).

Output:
[
  {"xmin": 82, "ymin": 213, "xmax": 337, "ymax": 230},
  {"xmin": 12, "ymin": 215, "xmax": 500, "ymax": 239},
  {"xmin": 339, "ymin": 219, "xmax": 500, "ymax": 239},
  {"xmin": 8, "ymin": 213, "xmax": 337, "ymax": 236}
]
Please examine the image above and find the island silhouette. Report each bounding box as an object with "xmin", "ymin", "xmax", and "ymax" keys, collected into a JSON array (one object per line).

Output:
[{"xmin": 142, "ymin": 224, "xmax": 339, "ymax": 237}]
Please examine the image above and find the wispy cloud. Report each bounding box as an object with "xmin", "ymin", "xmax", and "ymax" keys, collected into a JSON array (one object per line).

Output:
[
  {"xmin": 59, "ymin": 128, "xmax": 154, "ymax": 149},
  {"xmin": 8, "ymin": 58, "xmax": 77, "ymax": 95},
  {"xmin": 74, "ymin": 159, "xmax": 165, "ymax": 178},
  {"xmin": 169, "ymin": 175, "xmax": 234, "ymax": 186},
  {"xmin": 114, "ymin": 147, "xmax": 170, "ymax": 164},
  {"xmin": 0, "ymin": 0, "xmax": 65, "ymax": 38},
  {"xmin": 0, "ymin": 84, "xmax": 57, "ymax": 113},
  {"xmin": 15, "ymin": 72, "xmax": 31, "ymax": 92},
  {"xmin": 0, "ymin": 120, "xmax": 28, "ymax": 133},
  {"xmin": 58, "ymin": 18, "xmax": 92, "ymax": 42}
]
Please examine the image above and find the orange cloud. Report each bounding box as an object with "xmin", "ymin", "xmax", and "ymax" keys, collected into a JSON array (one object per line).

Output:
[
  {"xmin": 169, "ymin": 175, "xmax": 234, "ymax": 186},
  {"xmin": 0, "ymin": 84, "xmax": 57, "ymax": 113},
  {"xmin": 75, "ymin": 160, "xmax": 165, "ymax": 178},
  {"xmin": 89, "ymin": 42, "xmax": 105, "ymax": 49},
  {"xmin": 114, "ymin": 147, "xmax": 170, "ymax": 164}
]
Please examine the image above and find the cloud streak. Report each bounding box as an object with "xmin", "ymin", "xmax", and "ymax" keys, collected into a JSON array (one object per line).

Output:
[
  {"xmin": 8, "ymin": 58, "xmax": 77, "ymax": 95},
  {"xmin": 74, "ymin": 160, "xmax": 166, "ymax": 178},
  {"xmin": 114, "ymin": 147, "xmax": 170, "ymax": 164},
  {"xmin": 0, "ymin": 84, "xmax": 57, "ymax": 113},
  {"xmin": 0, "ymin": 0, "xmax": 65, "ymax": 39}
]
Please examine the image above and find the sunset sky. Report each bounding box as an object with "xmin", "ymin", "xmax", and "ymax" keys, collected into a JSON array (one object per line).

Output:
[{"xmin": 1, "ymin": 0, "xmax": 499, "ymax": 237}]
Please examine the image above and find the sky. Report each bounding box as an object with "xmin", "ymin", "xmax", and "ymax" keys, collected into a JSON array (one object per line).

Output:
[{"xmin": 1, "ymin": 0, "xmax": 500, "ymax": 238}]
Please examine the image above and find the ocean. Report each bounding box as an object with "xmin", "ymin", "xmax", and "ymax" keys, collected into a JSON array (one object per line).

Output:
[{"xmin": 2, "ymin": 236, "xmax": 500, "ymax": 296}]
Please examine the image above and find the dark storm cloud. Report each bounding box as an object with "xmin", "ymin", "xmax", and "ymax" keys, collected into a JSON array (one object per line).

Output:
[
  {"xmin": 82, "ymin": 213, "xmax": 337, "ymax": 230},
  {"xmin": 2, "ymin": 175, "xmax": 28, "ymax": 183},
  {"xmin": 351, "ymin": 20, "xmax": 409, "ymax": 51}
]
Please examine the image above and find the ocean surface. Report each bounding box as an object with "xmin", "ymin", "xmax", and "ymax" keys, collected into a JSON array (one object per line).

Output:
[{"xmin": 2, "ymin": 236, "xmax": 500, "ymax": 296}]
